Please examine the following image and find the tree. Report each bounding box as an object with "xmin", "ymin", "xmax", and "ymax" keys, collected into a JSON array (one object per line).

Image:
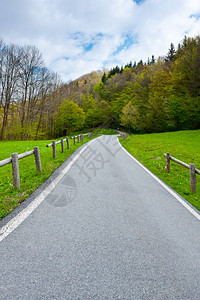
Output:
[
  {"xmin": 173, "ymin": 36, "xmax": 200, "ymax": 98},
  {"xmin": 148, "ymin": 62, "xmax": 173, "ymax": 132},
  {"xmin": 151, "ymin": 55, "xmax": 156, "ymax": 64},
  {"xmin": 165, "ymin": 43, "xmax": 176, "ymax": 62},
  {"xmin": 34, "ymin": 71, "xmax": 62, "ymax": 139},
  {"xmin": 53, "ymin": 99, "xmax": 85, "ymax": 136},
  {"xmin": 101, "ymin": 72, "xmax": 107, "ymax": 83},
  {"xmin": 0, "ymin": 43, "xmax": 21, "ymax": 140},
  {"xmin": 120, "ymin": 101, "xmax": 137, "ymax": 132},
  {"xmin": 18, "ymin": 45, "xmax": 44, "ymax": 138}
]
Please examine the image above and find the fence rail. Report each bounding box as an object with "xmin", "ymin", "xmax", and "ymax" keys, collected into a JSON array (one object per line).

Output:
[
  {"xmin": 46, "ymin": 132, "xmax": 92, "ymax": 159},
  {"xmin": 70, "ymin": 133, "xmax": 92, "ymax": 139},
  {"xmin": 120, "ymin": 133, "xmax": 127, "ymax": 140},
  {"xmin": 0, "ymin": 147, "xmax": 42, "ymax": 189},
  {"xmin": 0, "ymin": 157, "xmax": 12, "ymax": 167},
  {"xmin": 164, "ymin": 152, "xmax": 200, "ymax": 192},
  {"xmin": 46, "ymin": 137, "xmax": 68, "ymax": 148}
]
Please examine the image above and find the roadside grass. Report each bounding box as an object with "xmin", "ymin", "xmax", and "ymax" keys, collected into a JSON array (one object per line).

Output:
[
  {"xmin": 92, "ymin": 128, "xmax": 118, "ymax": 135},
  {"xmin": 0, "ymin": 129, "xmax": 117, "ymax": 220},
  {"xmin": 119, "ymin": 130, "xmax": 200, "ymax": 211}
]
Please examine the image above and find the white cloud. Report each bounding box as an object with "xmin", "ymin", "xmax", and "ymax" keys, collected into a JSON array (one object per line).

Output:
[{"xmin": 1, "ymin": 0, "xmax": 200, "ymax": 82}]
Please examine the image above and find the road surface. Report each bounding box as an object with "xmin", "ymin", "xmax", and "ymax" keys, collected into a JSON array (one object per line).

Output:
[{"xmin": 0, "ymin": 135, "xmax": 200, "ymax": 299}]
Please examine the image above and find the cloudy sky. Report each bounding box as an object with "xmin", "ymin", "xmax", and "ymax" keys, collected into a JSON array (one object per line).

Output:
[{"xmin": 1, "ymin": 0, "xmax": 200, "ymax": 82}]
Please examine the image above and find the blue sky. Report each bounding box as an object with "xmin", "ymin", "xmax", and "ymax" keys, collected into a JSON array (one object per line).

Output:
[{"xmin": 0, "ymin": 0, "xmax": 200, "ymax": 82}]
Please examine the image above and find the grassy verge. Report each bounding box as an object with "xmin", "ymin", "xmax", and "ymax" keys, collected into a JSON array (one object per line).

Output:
[
  {"xmin": 92, "ymin": 128, "xmax": 118, "ymax": 135},
  {"xmin": 119, "ymin": 130, "xmax": 200, "ymax": 211}
]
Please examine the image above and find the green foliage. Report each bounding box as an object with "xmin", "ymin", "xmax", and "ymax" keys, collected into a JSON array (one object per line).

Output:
[
  {"xmin": 120, "ymin": 130, "xmax": 200, "ymax": 211},
  {"xmin": 120, "ymin": 101, "xmax": 137, "ymax": 131},
  {"xmin": 173, "ymin": 37, "xmax": 200, "ymax": 98},
  {"xmin": 80, "ymin": 94, "xmax": 111, "ymax": 128},
  {"xmin": 53, "ymin": 99, "xmax": 85, "ymax": 136},
  {"xmin": 107, "ymin": 65, "xmax": 122, "ymax": 79},
  {"xmin": 111, "ymin": 83, "xmax": 133, "ymax": 124}
]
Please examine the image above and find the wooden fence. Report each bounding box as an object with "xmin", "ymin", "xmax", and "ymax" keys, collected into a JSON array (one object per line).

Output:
[
  {"xmin": 46, "ymin": 137, "xmax": 70, "ymax": 159},
  {"xmin": 46, "ymin": 133, "xmax": 92, "ymax": 158},
  {"xmin": 164, "ymin": 152, "xmax": 200, "ymax": 192},
  {"xmin": 120, "ymin": 133, "xmax": 127, "ymax": 140},
  {"xmin": 0, "ymin": 147, "xmax": 42, "ymax": 189}
]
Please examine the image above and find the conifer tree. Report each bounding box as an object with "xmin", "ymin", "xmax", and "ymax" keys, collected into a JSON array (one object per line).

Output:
[
  {"xmin": 165, "ymin": 43, "xmax": 176, "ymax": 61},
  {"xmin": 150, "ymin": 55, "xmax": 156, "ymax": 64},
  {"xmin": 101, "ymin": 72, "xmax": 107, "ymax": 83}
]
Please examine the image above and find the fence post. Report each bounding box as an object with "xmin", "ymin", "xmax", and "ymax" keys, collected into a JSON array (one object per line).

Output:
[
  {"xmin": 52, "ymin": 140, "xmax": 56, "ymax": 159},
  {"xmin": 66, "ymin": 137, "xmax": 70, "ymax": 149},
  {"xmin": 166, "ymin": 152, "xmax": 170, "ymax": 172},
  {"xmin": 34, "ymin": 147, "xmax": 42, "ymax": 172},
  {"xmin": 61, "ymin": 139, "xmax": 64, "ymax": 153},
  {"xmin": 77, "ymin": 135, "xmax": 80, "ymax": 143},
  {"xmin": 88, "ymin": 133, "xmax": 90, "ymax": 138},
  {"xmin": 12, "ymin": 153, "xmax": 20, "ymax": 189},
  {"xmin": 190, "ymin": 163, "xmax": 196, "ymax": 192},
  {"xmin": 81, "ymin": 134, "xmax": 83, "ymax": 142},
  {"xmin": 73, "ymin": 136, "xmax": 76, "ymax": 145}
]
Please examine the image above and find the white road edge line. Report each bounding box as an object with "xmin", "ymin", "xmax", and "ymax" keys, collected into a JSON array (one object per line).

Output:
[
  {"xmin": 117, "ymin": 138, "xmax": 200, "ymax": 221},
  {"xmin": 0, "ymin": 139, "xmax": 96, "ymax": 242}
]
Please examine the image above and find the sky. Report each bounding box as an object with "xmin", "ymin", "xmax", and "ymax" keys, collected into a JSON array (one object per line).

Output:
[{"xmin": 1, "ymin": 0, "xmax": 200, "ymax": 82}]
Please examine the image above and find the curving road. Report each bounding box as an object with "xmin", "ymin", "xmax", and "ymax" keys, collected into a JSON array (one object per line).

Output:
[{"xmin": 0, "ymin": 135, "xmax": 200, "ymax": 299}]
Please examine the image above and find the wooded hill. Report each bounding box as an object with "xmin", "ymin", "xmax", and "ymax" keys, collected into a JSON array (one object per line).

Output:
[{"xmin": 1, "ymin": 35, "xmax": 200, "ymax": 140}]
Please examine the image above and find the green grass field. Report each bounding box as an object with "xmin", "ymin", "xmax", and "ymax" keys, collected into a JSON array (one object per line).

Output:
[
  {"xmin": 119, "ymin": 130, "xmax": 200, "ymax": 211},
  {"xmin": 0, "ymin": 129, "xmax": 117, "ymax": 220}
]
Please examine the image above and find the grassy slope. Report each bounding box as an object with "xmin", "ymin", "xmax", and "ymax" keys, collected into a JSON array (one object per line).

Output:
[
  {"xmin": 119, "ymin": 130, "xmax": 200, "ymax": 211},
  {"xmin": 0, "ymin": 129, "xmax": 117, "ymax": 220}
]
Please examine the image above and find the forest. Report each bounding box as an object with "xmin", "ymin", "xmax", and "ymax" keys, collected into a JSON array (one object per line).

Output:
[{"xmin": 1, "ymin": 35, "xmax": 200, "ymax": 140}]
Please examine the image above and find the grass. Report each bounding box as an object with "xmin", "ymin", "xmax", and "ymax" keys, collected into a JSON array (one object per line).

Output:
[
  {"xmin": 0, "ymin": 129, "xmax": 117, "ymax": 220},
  {"xmin": 92, "ymin": 128, "xmax": 118, "ymax": 135},
  {"xmin": 119, "ymin": 130, "xmax": 200, "ymax": 211}
]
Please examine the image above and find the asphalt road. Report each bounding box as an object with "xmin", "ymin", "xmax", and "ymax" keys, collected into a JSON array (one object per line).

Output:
[{"xmin": 0, "ymin": 135, "xmax": 200, "ymax": 299}]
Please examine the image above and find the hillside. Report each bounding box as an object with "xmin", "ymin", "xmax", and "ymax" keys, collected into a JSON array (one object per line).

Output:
[
  {"xmin": 1, "ymin": 35, "xmax": 200, "ymax": 140},
  {"xmin": 58, "ymin": 71, "xmax": 103, "ymax": 103}
]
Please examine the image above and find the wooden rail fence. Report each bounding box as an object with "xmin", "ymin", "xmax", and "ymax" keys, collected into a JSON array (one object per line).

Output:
[
  {"xmin": 0, "ymin": 147, "xmax": 42, "ymax": 189},
  {"xmin": 164, "ymin": 152, "xmax": 200, "ymax": 192},
  {"xmin": 120, "ymin": 133, "xmax": 127, "ymax": 140},
  {"xmin": 46, "ymin": 137, "xmax": 70, "ymax": 159},
  {"xmin": 46, "ymin": 133, "xmax": 92, "ymax": 158}
]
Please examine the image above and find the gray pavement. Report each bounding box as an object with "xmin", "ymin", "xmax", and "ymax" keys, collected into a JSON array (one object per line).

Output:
[{"xmin": 0, "ymin": 135, "xmax": 200, "ymax": 299}]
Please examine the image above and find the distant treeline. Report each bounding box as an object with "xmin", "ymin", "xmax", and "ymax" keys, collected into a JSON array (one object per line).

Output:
[
  {"xmin": 66, "ymin": 35, "xmax": 200, "ymax": 134},
  {"xmin": 1, "ymin": 35, "xmax": 200, "ymax": 140}
]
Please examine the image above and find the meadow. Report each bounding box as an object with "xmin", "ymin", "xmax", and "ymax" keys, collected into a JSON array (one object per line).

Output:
[
  {"xmin": 119, "ymin": 130, "xmax": 200, "ymax": 211},
  {"xmin": 0, "ymin": 128, "xmax": 117, "ymax": 219}
]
